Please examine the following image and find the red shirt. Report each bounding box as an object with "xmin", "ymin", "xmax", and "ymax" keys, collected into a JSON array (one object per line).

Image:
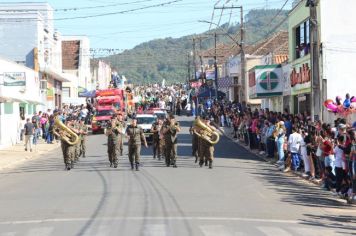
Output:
[{"xmin": 323, "ymin": 140, "xmax": 333, "ymax": 156}]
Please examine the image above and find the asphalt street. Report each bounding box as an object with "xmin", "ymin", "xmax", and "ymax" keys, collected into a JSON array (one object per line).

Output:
[{"xmin": 0, "ymin": 116, "xmax": 355, "ymax": 236}]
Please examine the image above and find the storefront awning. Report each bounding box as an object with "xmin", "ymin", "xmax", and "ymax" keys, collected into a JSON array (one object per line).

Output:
[
  {"xmin": 0, "ymin": 96, "xmax": 24, "ymax": 103},
  {"xmin": 40, "ymin": 65, "xmax": 71, "ymax": 82}
]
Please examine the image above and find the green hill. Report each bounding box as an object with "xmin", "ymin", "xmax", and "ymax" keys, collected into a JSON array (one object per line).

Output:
[{"xmin": 103, "ymin": 9, "xmax": 289, "ymax": 85}]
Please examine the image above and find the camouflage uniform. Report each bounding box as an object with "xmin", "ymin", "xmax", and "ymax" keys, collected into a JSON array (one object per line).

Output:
[
  {"xmin": 163, "ymin": 121, "xmax": 179, "ymax": 167},
  {"xmin": 199, "ymin": 138, "xmax": 214, "ymax": 169},
  {"xmin": 107, "ymin": 123, "xmax": 120, "ymax": 168},
  {"xmin": 126, "ymin": 124, "xmax": 146, "ymax": 170},
  {"xmin": 61, "ymin": 139, "xmax": 72, "ymax": 170},
  {"xmin": 151, "ymin": 122, "xmax": 162, "ymax": 160},
  {"xmin": 190, "ymin": 125, "xmax": 199, "ymax": 163},
  {"xmin": 78, "ymin": 123, "xmax": 88, "ymax": 158},
  {"xmin": 116, "ymin": 121, "xmax": 126, "ymax": 156}
]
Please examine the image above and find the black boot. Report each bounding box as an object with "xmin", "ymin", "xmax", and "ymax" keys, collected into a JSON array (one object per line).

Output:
[
  {"xmin": 130, "ymin": 162, "xmax": 134, "ymax": 170},
  {"xmin": 209, "ymin": 161, "xmax": 213, "ymax": 169},
  {"xmin": 166, "ymin": 158, "xmax": 170, "ymax": 167},
  {"xmin": 66, "ymin": 163, "xmax": 71, "ymax": 171},
  {"xmin": 195, "ymin": 156, "xmax": 198, "ymax": 163},
  {"xmin": 205, "ymin": 160, "xmax": 208, "ymax": 166},
  {"xmin": 199, "ymin": 160, "xmax": 204, "ymax": 167},
  {"xmin": 173, "ymin": 160, "xmax": 177, "ymax": 168},
  {"xmin": 110, "ymin": 162, "xmax": 113, "ymax": 167},
  {"xmin": 135, "ymin": 163, "xmax": 139, "ymax": 171},
  {"xmin": 114, "ymin": 162, "xmax": 118, "ymax": 168}
]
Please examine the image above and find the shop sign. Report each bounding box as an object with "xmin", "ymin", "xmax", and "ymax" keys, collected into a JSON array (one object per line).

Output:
[
  {"xmin": 248, "ymin": 65, "xmax": 283, "ymax": 99},
  {"xmin": 290, "ymin": 63, "xmax": 311, "ymax": 95},
  {"xmin": 3, "ymin": 72, "xmax": 26, "ymax": 86},
  {"xmin": 47, "ymin": 87, "xmax": 54, "ymax": 101},
  {"xmin": 282, "ymin": 64, "xmax": 291, "ymax": 96},
  {"xmin": 227, "ymin": 57, "xmax": 240, "ymax": 75}
]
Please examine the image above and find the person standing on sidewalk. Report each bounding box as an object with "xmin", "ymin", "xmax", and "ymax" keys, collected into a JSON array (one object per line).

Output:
[
  {"xmin": 288, "ymin": 127, "xmax": 303, "ymax": 172},
  {"xmin": 24, "ymin": 118, "xmax": 35, "ymax": 152}
]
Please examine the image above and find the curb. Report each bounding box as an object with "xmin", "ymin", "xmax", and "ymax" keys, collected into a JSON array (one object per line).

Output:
[{"xmin": 0, "ymin": 142, "xmax": 60, "ymax": 171}]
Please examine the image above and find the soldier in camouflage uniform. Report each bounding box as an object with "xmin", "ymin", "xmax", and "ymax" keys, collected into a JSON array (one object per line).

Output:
[
  {"xmin": 151, "ymin": 117, "xmax": 163, "ymax": 160},
  {"xmin": 115, "ymin": 113, "xmax": 126, "ymax": 156},
  {"xmin": 106, "ymin": 117, "xmax": 120, "ymax": 168},
  {"xmin": 162, "ymin": 114, "xmax": 181, "ymax": 168},
  {"xmin": 126, "ymin": 117, "xmax": 148, "ymax": 170},
  {"xmin": 58, "ymin": 118, "xmax": 76, "ymax": 170},
  {"xmin": 72, "ymin": 120, "xmax": 81, "ymax": 163},
  {"xmin": 78, "ymin": 119, "xmax": 88, "ymax": 158},
  {"xmin": 198, "ymin": 116, "xmax": 216, "ymax": 169},
  {"xmin": 189, "ymin": 116, "xmax": 200, "ymax": 163}
]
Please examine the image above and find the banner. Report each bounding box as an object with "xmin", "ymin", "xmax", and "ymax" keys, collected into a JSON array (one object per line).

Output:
[
  {"xmin": 3, "ymin": 72, "xmax": 26, "ymax": 86},
  {"xmin": 205, "ymin": 70, "xmax": 215, "ymax": 80}
]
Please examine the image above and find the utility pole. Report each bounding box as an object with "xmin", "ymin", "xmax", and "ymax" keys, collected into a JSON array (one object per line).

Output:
[
  {"xmin": 214, "ymin": 32, "xmax": 218, "ymax": 99},
  {"xmin": 214, "ymin": 5, "xmax": 244, "ymax": 105},
  {"xmin": 192, "ymin": 38, "xmax": 197, "ymax": 80},
  {"xmin": 187, "ymin": 53, "xmax": 191, "ymax": 84},
  {"xmin": 307, "ymin": 0, "xmax": 321, "ymax": 121}
]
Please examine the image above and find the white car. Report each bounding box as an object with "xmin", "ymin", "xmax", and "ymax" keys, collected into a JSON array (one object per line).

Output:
[
  {"xmin": 152, "ymin": 110, "xmax": 167, "ymax": 120},
  {"xmin": 135, "ymin": 114, "xmax": 156, "ymax": 142}
]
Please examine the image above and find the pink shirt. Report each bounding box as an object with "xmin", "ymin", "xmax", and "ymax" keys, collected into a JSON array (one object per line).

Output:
[
  {"xmin": 251, "ymin": 119, "xmax": 258, "ymax": 133},
  {"xmin": 40, "ymin": 117, "xmax": 47, "ymax": 125}
]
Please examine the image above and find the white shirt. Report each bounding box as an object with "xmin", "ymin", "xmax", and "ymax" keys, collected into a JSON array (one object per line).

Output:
[
  {"xmin": 334, "ymin": 146, "xmax": 344, "ymax": 168},
  {"xmin": 288, "ymin": 132, "xmax": 303, "ymax": 153},
  {"xmin": 159, "ymin": 100, "xmax": 166, "ymax": 109},
  {"xmin": 185, "ymin": 103, "xmax": 191, "ymax": 111}
]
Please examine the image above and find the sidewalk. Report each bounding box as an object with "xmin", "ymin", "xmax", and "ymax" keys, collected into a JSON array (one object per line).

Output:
[
  {"xmin": 0, "ymin": 139, "xmax": 60, "ymax": 171},
  {"xmin": 219, "ymin": 126, "xmax": 322, "ymax": 186}
]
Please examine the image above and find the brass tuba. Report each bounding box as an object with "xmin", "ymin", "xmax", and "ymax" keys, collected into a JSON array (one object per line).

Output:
[
  {"xmin": 193, "ymin": 118, "xmax": 220, "ymax": 145},
  {"xmin": 53, "ymin": 118, "xmax": 80, "ymax": 145}
]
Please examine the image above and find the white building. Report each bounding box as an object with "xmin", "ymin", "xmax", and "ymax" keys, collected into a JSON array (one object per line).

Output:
[
  {"xmin": 0, "ymin": 57, "xmax": 42, "ymax": 148},
  {"xmin": 0, "ymin": 2, "xmax": 71, "ymax": 110},
  {"xmin": 318, "ymin": 0, "xmax": 356, "ymax": 122},
  {"xmin": 61, "ymin": 36, "xmax": 91, "ymax": 105}
]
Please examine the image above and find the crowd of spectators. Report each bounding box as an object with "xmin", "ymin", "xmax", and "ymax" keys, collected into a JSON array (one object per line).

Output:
[{"xmin": 196, "ymin": 99, "xmax": 356, "ymax": 203}]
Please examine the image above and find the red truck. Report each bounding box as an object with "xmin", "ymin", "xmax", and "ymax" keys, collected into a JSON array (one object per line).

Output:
[{"xmin": 91, "ymin": 88, "xmax": 125, "ymax": 134}]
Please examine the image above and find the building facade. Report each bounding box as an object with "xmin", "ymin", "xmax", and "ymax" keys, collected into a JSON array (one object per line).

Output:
[
  {"xmin": 61, "ymin": 36, "xmax": 91, "ymax": 105},
  {"xmin": 0, "ymin": 2, "xmax": 71, "ymax": 110},
  {"xmin": 0, "ymin": 57, "xmax": 42, "ymax": 148}
]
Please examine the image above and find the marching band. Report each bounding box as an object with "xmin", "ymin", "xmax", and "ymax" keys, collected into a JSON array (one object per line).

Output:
[{"xmin": 55, "ymin": 112, "xmax": 220, "ymax": 171}]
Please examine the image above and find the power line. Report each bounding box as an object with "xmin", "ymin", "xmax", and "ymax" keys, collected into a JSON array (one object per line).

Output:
[
  {"xmin": 0, "ymin": 0, "xmax": 183, "ymax": 21},
  {"xmin": 0, "ymin": 0, "xmax": 157, "ymax": 12}
]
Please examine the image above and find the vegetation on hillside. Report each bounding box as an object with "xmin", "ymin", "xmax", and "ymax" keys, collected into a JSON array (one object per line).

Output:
[{"xmin": 103, "ymin": 9, "xmax": 289, "ymax": 84}]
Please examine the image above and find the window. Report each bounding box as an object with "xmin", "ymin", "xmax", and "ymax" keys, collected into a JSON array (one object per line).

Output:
[
  {"xmin": 28, "ymin": 104, "xmax": 33, "ymax": 115},
  {"xmin": 62, "ymin": 87, "xmax": 70, "ymax": 98},
  {"xmin": 4, "ymin": 103, "xmax": 13, "ymax": 114},
  {"xmin": 295, "ymin": 19, "xmax": 310, "ymax": 59}
]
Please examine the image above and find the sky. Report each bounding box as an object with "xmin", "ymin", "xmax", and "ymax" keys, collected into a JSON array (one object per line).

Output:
[{"xmin": 5, "ymin": 0, "xmax": 293, "ymax": 54}]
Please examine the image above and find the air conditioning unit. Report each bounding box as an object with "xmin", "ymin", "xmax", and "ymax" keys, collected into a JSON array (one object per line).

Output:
[{"xmin": 40, "ymin": 80, "xmax": 47, "ymax": 91}]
